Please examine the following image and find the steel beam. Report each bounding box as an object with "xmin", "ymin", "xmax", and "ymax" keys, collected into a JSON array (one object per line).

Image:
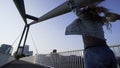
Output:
[
  {"xmin": 29, "ymin": 0, "xmax": 104, "ymax": 25},
  {"xmin": 16, "ymin": 25, "xmax": 27, "ymax": 55},
  {"xmin": 25, "ymin": 14, "xmax": 38, "ymax": 21},
  {"xmin": 13, "ymin": 0, "xmax": 27, "ymax": 25},
  {"xmin": 21, "ymin": 25, "xmax": 30, "ymax": 55}
]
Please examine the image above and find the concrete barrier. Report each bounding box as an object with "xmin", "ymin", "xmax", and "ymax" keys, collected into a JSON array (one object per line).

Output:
[{"xmin": 0, "ymin": 53, "xmax": 15, "ymax": 67}]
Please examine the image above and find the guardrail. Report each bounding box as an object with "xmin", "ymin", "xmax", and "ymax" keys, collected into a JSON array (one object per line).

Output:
[{"xmin": 34, "ymin": 45, "xmax": 120, "ymax": 68}]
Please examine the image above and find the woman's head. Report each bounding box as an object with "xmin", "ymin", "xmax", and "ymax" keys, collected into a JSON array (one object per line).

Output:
[{"xmin": 81, "ymin": 6, "xmax": 109, "ymax": 23}]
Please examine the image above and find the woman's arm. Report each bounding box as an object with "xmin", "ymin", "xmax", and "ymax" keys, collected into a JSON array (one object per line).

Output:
[
  {"xmin": 105, "ymin": 12, "xmax": 120, "ymax": 22},
  {"xmin": 95, "ymin": 6, "xmax": 120, "ymax": 22}
]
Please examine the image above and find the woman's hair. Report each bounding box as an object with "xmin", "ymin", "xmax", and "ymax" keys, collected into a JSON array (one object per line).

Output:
[
  {"xmin": 81, "ymin": 6, "xmax": 112, "ymax": 30},
  {"xmin": 81, "ymin": 6, "xmax": 108, "ymax": 22}
]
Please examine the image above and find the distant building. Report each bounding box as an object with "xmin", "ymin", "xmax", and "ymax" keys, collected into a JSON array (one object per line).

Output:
[
  {"xmin": 16, "ymin": 45, "xmax": 33, "ymax": 56},
  {"xmin": 0, "ymin": 44, "xmax": 13, "ymax": 55}
]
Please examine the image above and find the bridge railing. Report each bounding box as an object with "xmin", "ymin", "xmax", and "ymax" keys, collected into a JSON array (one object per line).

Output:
[{"xmin": 34, "ymin": 45, "xmax": 120, "ymax": 68}]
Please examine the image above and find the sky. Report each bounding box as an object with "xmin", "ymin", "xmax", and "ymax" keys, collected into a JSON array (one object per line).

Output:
[{"xmin": 0, "ymin": 0, "xmax": 120, "ymax": 55}]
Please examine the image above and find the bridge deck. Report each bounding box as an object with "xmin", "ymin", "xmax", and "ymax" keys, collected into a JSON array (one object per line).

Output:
[{"xmin": 1, "ymin": 60, "xmax": 50, "ymax": 68}]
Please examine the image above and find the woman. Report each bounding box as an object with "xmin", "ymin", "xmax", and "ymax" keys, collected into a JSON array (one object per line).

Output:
[{"xmin": 66, "ymin": 1, "xmax": 120, "ymax": 68}]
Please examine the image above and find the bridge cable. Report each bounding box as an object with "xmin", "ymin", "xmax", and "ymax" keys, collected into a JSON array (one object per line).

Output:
[
  {"xmin": 12, "ymin": 33, "xmax": 22, "ymax": 46},
  {"xmin": 30, "ymin": 32, "xmax": 39, "ymax": 54}
]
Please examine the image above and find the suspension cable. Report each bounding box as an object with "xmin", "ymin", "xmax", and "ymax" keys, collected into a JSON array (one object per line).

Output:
[
  {"xmin": 12, "ymin": 33, "xmax": 21, "ymax": 46},
  {"xmin": 30, "ymin": 32, "xmax": 39, "ymax": 54}
]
